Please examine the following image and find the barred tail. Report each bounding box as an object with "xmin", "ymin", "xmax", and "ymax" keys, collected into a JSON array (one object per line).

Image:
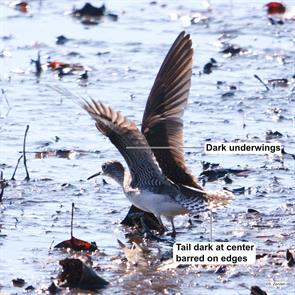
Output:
[{"xmin": 203, "ymin": 189, "xmax": 234, "ymax": 208}]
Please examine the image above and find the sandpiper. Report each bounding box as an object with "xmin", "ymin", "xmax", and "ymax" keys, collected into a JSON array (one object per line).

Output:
[{"xmin": 81, "ymin": 32, "xmax": 233, "ymax": 236}]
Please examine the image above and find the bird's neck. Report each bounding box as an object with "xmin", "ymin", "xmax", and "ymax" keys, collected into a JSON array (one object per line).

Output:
[
  {"xmin": 122, "ymin": 171, "xmax": 133, "ymax": 193},
  {"xmin": 110, "ymin": 169, "xmax": 128, "ymax": 188}
]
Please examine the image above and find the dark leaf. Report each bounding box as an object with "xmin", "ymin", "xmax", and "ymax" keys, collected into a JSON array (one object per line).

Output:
[
  {"xmin": 250, "ymin": 285, "xmax": 268, "ymax": 295},
  {"xmin": 286, "ymin": 249, "xmax": 295, "ymax": 267},
  {"xmin": 58, "ymin": 258, "xmax": 108, "ymax": 291},
  {"xmin": 12, "ymin": 278, "xmax": 25, "ymax": 287}
]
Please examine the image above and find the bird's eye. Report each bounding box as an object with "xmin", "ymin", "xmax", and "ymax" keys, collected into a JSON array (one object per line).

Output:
[{"xmin": 102, "ymin": 164, "xmax": 106, "ymax": 170}]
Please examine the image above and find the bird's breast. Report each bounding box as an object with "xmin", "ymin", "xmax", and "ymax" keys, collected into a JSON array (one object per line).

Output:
[{"xmin": 125, "ymin": 190, "xmax": 187, "ymax": 218}]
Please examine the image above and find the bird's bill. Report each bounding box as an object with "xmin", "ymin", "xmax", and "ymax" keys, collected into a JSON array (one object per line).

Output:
[{"xmin": 87, "ymin": 171, "xmax": 102, "ymax": 180}]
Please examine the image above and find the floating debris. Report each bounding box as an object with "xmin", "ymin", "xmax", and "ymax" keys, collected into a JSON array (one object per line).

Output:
[
  {"xmin": 25, "ymin": 285, "xmax": 35, "ymax": 291},
  {"xmin": 1, "ymin": 34, "xmax": 13, "ymax": 41},
  {"xmin": 57, "ymin": 258, "xmax": 109, "ymax": 291},
  {"xmin": 232, "ymin": 187, "xmax": 246, "ymax": 194},
  {"xmin": 72, "ymin": 3, "xmax": 118, "ymax": 24},
  {"xmin": 172, "ymin": 12, "xmax": 210, "ymax": 27},
  {"xmin": 221, "ymin": 91, "xmax": 235, "ymax": 98},
  {"xmin": 268, "ymin": 78, "xmax": 289, "ymax": 87},
  {"xmin": 12, "ymin": 278, "xmax": 25, "ymax": 287},
  {"xmin": 202, "ymin": 161, "xmax": 220, "ymax": 170},
  {"xmin": 107, "ymin": 13, "xmax": 118, "ymax": 22},
  {"xmin": 203, "ymin": 58, "xmax": 218, "ymax": 74},
  {"xmin": 73, "ymin": 3, "xmax": 106, "ymax": 18},
  {"xmin": 13, "ymin": 1, "xmax": 29, "ymax": 13},
  {"xmin": 199, "ymin": 168, "xmax": 250, "ymax": 182},
  {"xmin": 247, "ymin": 208, "xmax": 261, "ymax": 214},
  {"xmin": 221, "ymin": 44, "xmax": 244, "ymax": 57},
  {"xmin": 47, "ymin": 282, "xmax": 61, "ymax": 294},
  {"xmin": 286, "ymin": 249, "xmax": 295, "ymax": 267},
  {"xmin": 223, "ymin": 174, "xmax": 233, "ymax": 184},
  {"xmin": 250, "ymin": 285, "xmax": 268, "ymax": 295},
  {"xmin": 265, "ymin": 130, "xmax": 283, "ymax": 140},
  {"xmin": 282, "ymin": 148, "xmax": 295, "ymax": 160},
  {"xmin": 268, "ymin": 17, "xmax": 284, "ymax": 25},
  {"xmin": 117, "ymin": 239, "xmax": 148, "ymax": 268},
  {"xmin": 34, "ymin": 149, "xmax": 78, "ymax": 159},
  {"xmin": 56, "ymin": 35, "xmax": 70, "ymax": 45},
  {"xmin": 96, "ymin": 51, "xmax": 110, "ymax": 56},
  {"xmin": 0, "ymin": 49, "xmax": 12, "ymax": 58},
  {"xmin": 0, "ymin": 171, "xmax": 8, "ymax": 202},
  {"xmin": 215, "ymin": 265, "xmax": 227, "ymax": 274},
  {"xmin": 57, "ymin": 68, "xmax": 73, "ymax": 79},
  {"xmin": 79, "ymin": 70, "xmax": 89, "ymax": 86}
]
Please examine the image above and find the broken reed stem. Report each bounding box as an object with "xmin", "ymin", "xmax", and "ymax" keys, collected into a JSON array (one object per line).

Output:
[
  {"xmin": 71, "ymin": 202, "xmax": 74, "ymax": 238},
  {"xmin": 0, "ymin": 171, "xmax": 4, "ymax": 202},
  {"xmin": 254, "ymin": 74, "xmax": 271, "ymax": 92},
  {"xmin": 210, "ymin": 209, "xmax": 213, "ymax": 243},
  {"xmin": 1, "ymin": 88, "xmax": 11, "ymax": 108},
  {"xmin": 23, "ymin": 125, "xmax": 30, "ymax": 181},
  {"xmin": 11, "ymin": 155, "xmax": 23, "ymax": 180}
]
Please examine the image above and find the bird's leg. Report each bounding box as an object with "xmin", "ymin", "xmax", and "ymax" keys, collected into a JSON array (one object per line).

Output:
[
  {"xmin": 164, "ymin": 218, "xmax": 176, "ymax": 237},
  {"xmin": 156, "ymin": 216, "xmax": 167, "ymax": 235},
  {"xmin": 170, "ymin": 219, "xmax": 176, "ymax": 237}
]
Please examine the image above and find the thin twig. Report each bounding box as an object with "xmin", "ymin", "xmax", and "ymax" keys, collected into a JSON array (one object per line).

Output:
[
  {"xmin": 1, "ymin": 88, "xmax": 11, "ymax": 108},
  {"xmin": 254, "ymin": 74, "xmax": 271, "ymax": 91},
  {"xmin": 11, "ymin": 154, "xmax": 23, "ymax": 180},
  {"xmin": 71, "ymin": 202, "xmax": 74, "ymax": 238},
  {"xmin": 23, "ymin": 125, "xmax": 30, "ymax": 181}
]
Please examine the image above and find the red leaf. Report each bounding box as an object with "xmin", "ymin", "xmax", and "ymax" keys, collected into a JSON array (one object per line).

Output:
[
  {"xmin": 15, "ymin": 2, "xmax": 29, "ymax": 13},
  {"xmin": 48, "ymin": 61, "xmax": 68, "ymax": 70},
  {"xmin": 54, "ymin": 236, "xmax": 97, "ymax": 251},
  {"xmin": 265, "ymin": 2, "xmax": 286, "ymax": 14}
]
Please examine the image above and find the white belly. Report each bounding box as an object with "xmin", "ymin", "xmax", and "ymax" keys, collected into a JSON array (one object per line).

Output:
[{"xmin": 125, "ymin": 190, "xmax": 187, "ymax": 219}]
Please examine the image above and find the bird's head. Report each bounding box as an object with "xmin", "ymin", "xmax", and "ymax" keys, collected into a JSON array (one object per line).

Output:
[{"xmin": 88, "ymin": 160, "xmax": 125, "ymax": 185}]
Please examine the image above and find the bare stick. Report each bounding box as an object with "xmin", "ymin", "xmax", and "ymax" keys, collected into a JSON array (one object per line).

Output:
[
  {"xmin": 210, "ymin": 209, "xmax": 213, "ymax": 242},
  {"xmin": 254, "ymin": 74, "xmax": 270, "ymax": 91},
  {"xmin": 48, "ymin": 240, "xmax": 55, "ymax": 254},
  {"xmin": 0, "ymin": 171, "xmax": 5, "ymax": 202},
  {"xmin": 11, "ymin": 154, "xmax": 23, "ymax": 180},
  {"xmin": 71, "ymin": 202, "xmax": 74, "ymax": 238},
  {"xmin": 23, "ymin": 125, "xmax": 30, "ymax": 181}
]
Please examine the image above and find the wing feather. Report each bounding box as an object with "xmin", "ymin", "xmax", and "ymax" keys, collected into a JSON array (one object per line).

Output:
[
  {"xmin": 142, "ymin": 31, "xmax": 202, "ymax": 189},
  {"xmin": 82, "ymin": 99, "xmax": 167, "ymax": 188}
]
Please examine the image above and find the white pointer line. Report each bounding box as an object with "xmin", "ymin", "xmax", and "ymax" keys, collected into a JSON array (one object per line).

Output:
[{"xmin": 126, "ymin": 146, "xmax": 200, "ymax": 149}]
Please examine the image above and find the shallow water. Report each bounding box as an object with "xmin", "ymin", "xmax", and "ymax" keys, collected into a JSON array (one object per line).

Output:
[{"xmin": 0, "ymin": 0, "xmax": 295, "ymax": 294}]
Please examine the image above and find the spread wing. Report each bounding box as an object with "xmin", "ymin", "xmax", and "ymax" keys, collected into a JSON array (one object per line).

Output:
[
  {"xmin": 82, "ymin": 99, "xmax": 167, "ymax": 188},
  {"xmin": 141, "ymin": 31, "xmax": 202, "ymax": 189}
]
